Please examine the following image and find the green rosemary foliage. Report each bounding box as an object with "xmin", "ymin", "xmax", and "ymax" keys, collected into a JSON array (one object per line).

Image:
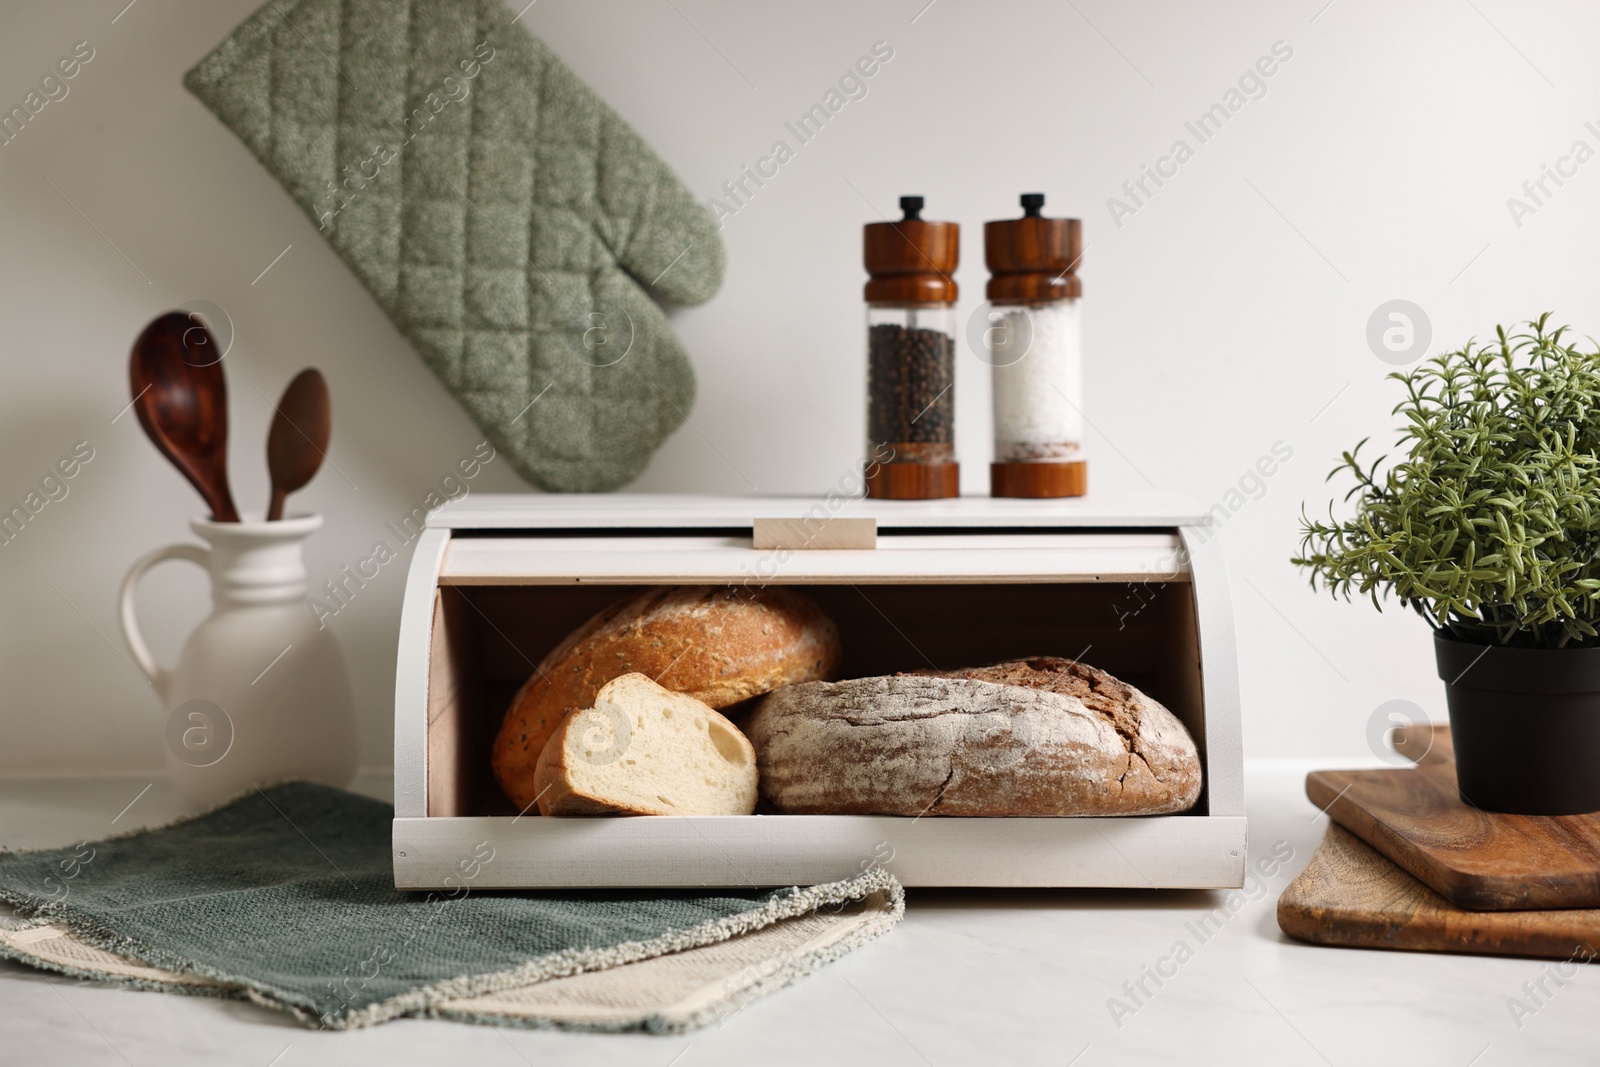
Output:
[{"xmin": 1294, "ymin": 314, "xmax": 1600, "ymax": 648}]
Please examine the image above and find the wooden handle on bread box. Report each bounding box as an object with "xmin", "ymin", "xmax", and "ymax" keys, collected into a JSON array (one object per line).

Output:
[{"xmin": 752, "ymin": 517, "xmax": 878, "ymax": 551}]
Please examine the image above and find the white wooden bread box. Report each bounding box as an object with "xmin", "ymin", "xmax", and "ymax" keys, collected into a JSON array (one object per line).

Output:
[{"xmin": 393, "ymin": 493, "xmax": 1245, "ymax": 890}]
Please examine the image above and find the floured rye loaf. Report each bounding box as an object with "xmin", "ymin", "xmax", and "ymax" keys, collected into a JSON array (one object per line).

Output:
[
  {"xmin": 493, "ymin": 585, "xmax": 840, "ymax": 811},
  {"xmin": 746, "ymin": 657, "xmax": 1202, "ymax": 816}
]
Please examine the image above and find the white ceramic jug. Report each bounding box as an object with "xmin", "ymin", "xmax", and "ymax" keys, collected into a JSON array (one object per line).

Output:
[{"xmin": 118, "ymin": 514, "xmax": 358, "ymax": 806}]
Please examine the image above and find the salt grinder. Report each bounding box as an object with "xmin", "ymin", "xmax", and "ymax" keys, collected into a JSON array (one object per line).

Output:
[{"xmin": 984, "ymin": 193, "xmax": 1086, "ymax": 497}]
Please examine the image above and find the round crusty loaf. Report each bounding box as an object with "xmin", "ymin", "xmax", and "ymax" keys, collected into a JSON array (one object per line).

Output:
[
  {"xmin": 493, "ymin": 585, "xmax": 839, "ymax": 811},
  {"xmin": 745, "ymin": 657, "xmax": 1202, "ymax": 816}
]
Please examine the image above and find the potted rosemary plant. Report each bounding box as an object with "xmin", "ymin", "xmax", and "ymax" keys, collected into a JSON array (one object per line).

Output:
[{"xmin": 1295, "ymin": 314, "xmax": 1600, "ymax": 814}]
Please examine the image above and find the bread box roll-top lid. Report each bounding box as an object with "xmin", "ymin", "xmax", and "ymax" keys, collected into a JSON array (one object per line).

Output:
[
  {"xmin": 863, "ymin": 196, "xmax": 959, "ymax": 305},
  {"xmin": 985, "ymin": 193, "xmax": 1083, "ymax": 302}
]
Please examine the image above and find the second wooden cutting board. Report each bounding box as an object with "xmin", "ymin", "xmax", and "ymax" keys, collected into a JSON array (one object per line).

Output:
[{"xmin": 1279, "ymin": 824, "xmax": 1600, "ymax": 959}]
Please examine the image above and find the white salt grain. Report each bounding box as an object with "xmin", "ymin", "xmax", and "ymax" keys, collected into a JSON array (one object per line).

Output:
[{"xmin": 991, "ymin": 300, "xmax": 1082, "ymax": 462}]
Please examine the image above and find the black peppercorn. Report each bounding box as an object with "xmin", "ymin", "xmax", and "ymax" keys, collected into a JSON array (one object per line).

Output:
[{"xmin": 867, "ymin": 323, "xmax": 955, "ymax": 461}]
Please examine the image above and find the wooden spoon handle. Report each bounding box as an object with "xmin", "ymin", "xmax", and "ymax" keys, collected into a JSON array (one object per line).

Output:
[
  {"xmin": 266, "ymin": 487, "xmax": 287, "ymax": 522},
  {"xmin": 212, "ymin": 484, "xmax": 241, "ymax": 523}
]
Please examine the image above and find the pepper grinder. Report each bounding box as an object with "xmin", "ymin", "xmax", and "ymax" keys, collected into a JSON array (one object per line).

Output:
[{"xmin": 863, "ymin": 196, "xmax": 960, "ymax": 500}]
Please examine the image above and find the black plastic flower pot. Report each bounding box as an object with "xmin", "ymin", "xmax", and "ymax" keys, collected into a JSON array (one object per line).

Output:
[{"xmin": 1435, "ymin": 632, "xmax": 1600, "ymax": 815}]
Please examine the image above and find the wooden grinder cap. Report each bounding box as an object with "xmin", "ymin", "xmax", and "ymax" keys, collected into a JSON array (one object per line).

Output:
[
  {"xmin": 985, "ymin": 193, "xmax": 1082, "ymax": 302},
  {"xmin": 864, "ymin": 196, "xmax": 959, "ymax": 305}
]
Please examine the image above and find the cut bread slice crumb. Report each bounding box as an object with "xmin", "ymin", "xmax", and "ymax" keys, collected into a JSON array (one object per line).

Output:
[{"xmin": 533, "ymin": 672, "xmax": 758, "ymax": 816}]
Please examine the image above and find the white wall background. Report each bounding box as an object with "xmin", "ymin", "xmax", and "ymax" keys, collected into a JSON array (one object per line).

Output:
[{"xmin": 2, "ymin": 0, "xmax": 1595, "ymax": 773}]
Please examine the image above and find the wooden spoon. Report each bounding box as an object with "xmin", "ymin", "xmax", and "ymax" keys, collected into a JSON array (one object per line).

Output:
[
  {"xmin": 129, "ymin": 311, "xmax": 240, "ymax": 522},
  {"xmin": 265, "ymin": 368, "xmax": 331, "ymax": 521}
]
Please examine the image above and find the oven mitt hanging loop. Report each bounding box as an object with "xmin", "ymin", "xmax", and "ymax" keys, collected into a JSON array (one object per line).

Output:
[{"xmin": 185, "ymin": 0, "xmax": 724, "ymax": 491}]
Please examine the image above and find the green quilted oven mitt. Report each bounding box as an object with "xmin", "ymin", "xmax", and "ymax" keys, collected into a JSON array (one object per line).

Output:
[{"xmin": 186, "ymin": 0, "xmax": 724, "ymax": 491}]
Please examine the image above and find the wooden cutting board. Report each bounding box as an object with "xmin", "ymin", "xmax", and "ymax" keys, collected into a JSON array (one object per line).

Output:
[
  {"xmin": 1306, "ymin": 748, "xmax": 1600, "ymax": 911},
  {"xmin": 1278, "ymin": 824, "xmax": 1600, "ymax": 960}
]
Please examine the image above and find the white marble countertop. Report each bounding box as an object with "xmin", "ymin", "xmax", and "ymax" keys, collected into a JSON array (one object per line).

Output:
[{"xmin": 0, "ymin": 763, "xmax": 1593, "ymax": 1067}]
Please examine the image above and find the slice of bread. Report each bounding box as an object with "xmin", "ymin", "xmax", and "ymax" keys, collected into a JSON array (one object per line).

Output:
[{"xmin": 533, "ymin": 673, "xmax": 759, "ymax": 816}]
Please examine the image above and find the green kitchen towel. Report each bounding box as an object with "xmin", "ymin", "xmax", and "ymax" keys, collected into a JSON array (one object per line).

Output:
[
  {"xmin": 184, "ymin": 0, "xmax": 725, "ymax": 492},
  {"xmin": 0, "ymin": 783, "xmax": 901, "ymax": 1031}
]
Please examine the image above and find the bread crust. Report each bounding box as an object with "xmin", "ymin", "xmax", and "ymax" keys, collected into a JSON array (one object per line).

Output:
[
  {"xmin": 745, "ymin": 657, "xmax": 1202, "ymax": 816},
  {"xmin": 493, "ymin": 586, "xmax": 839, "ymax": 811}
]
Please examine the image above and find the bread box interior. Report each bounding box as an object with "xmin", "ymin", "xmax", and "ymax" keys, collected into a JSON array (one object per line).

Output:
[
  {"xmin": 393, "ymin": 494, "xmax": 1245, "ymax": 890},
  {"xmin": 424, "ymin": 579, "xmax": 1208, "ymax": 820}
]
